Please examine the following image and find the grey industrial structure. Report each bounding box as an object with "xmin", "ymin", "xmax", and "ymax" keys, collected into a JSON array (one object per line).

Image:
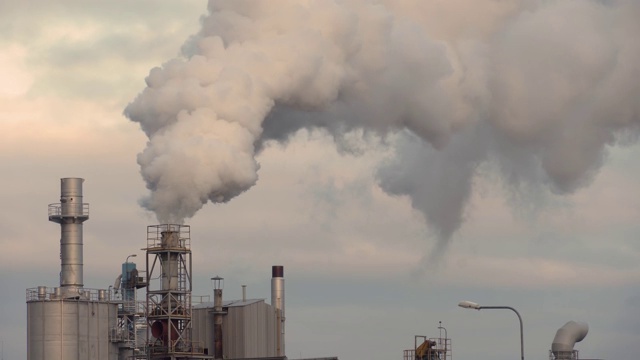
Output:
[
  {"xmin": 26, "ymin": 178, "xmax": 290, "ymax": 360},
  {"xmin": 26, "ymin": 179, "xmax": 590, "ymax": 360}
]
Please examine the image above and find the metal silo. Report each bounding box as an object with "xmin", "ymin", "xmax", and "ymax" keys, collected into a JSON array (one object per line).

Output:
[{"xmin": 26, "ymin": 178, "xmax": 119, "ymax": 360}]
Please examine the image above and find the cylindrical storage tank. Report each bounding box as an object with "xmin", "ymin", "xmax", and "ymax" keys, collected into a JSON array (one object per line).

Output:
[{"xmin": 27, "ymin": 299, "xmax": 118, "ymax": 360}]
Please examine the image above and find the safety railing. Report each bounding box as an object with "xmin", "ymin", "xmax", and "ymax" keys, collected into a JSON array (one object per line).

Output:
[
  {"xmin": 48, "ymin": 203, "xmax": 90, "ymax": 217},
  {"xmin": 26, "ymin": 286, "xmax": 109, "ymax": 301},
  {"xmin": 549, "ymin": 350, "xmax": 579, "ymax": 360},
  {"xmin": 145, "ymin": 224, "xmax": 190, "ymax": 250}
]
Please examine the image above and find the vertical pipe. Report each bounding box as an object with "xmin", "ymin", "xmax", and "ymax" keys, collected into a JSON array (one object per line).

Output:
[
  {"xmin": 38, "ymin": 286, "xmax": 46, "ymax": 300},
  {"xmin": 159, "ymin": 229, "xmax": 180, "ymax": 348},
  {"xmin": 49, "ymin": 178, "xmax": 89, "ymax": 294},
  {"xmin": 242, "ymin": 285, "xmax": 246, "ymax": 302},
  {"xmin": 271, "ymin": 265, "xmax": 285, "ymax": 357},
  {"xmin": 160, "ymin": 231, "xmax": 179, "ymax": 291},
  {"xmin": 214, "ymin": 288, "xmax": 223, "ymax": 359}
]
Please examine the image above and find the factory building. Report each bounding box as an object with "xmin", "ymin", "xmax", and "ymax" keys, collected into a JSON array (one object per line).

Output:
[
  {"xmin": 26, "ymin": 178, "xmax": 294, "ymax": 360},
  {"xmin": 192, "ymin": 266, "xmax": 285, "ymax": 358}
]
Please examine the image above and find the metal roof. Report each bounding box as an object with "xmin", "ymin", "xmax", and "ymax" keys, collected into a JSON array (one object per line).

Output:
[{"xmin": 193, "ymin": 298, "xmax": 265, "ymax": 309}]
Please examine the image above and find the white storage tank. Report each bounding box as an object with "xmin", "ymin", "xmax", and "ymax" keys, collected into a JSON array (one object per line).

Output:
[{"xmin": 26, "ymin": 288, "xmax": 119, "ymax": 360}]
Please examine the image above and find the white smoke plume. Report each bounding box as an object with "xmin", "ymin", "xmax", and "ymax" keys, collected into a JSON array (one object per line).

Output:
[{"xmin": 125, "ymin": 0, "xmax": 640, "ymax": 251}]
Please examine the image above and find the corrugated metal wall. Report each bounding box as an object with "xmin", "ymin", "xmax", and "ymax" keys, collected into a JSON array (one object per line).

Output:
[
  {"xmin": 192, "ymin": 307, "xmax": 214, "ymax": 355},
  {"xmin": 192, "ymin": 300, "xmax": 279, "ymax": 358},
  {"xmin": 27, "ymin": 300, "xmax": 118, "ymax": 360}
]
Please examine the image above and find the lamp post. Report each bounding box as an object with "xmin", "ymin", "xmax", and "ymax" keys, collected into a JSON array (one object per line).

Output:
[
  {"xmin": 438, "ymin": 320, "xmax": 447, "ymax": 340},
  {"xmin": 438, "ymin": 321, "xmax": 448, "ymax": 353},
  {"xmin": 458, "ymin": 300, "xmax": 524, "ymax": 360}
]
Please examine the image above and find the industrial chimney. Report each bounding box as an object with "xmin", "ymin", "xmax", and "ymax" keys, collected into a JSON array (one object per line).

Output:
[
  {"xmin": 271, "ymin": 265, "xmax": 285, "ymax": 357},
  {"xmin": 212, "ymin": 276, "xmax": 224, "ymax": 359},
  {"xmin": 27, "ymin": 178, "xmax": 119, "ymax": 360},
  {"xmin": 551, "ymin": 321, "xmax": 588, "ymax": 360},
  {"xmin": 145, "ymin": 224, "xmax": 202, "ymax": 356},
  {"xmin": 48, "ymin": 177, "xmax": 89, "ymax": 298}
]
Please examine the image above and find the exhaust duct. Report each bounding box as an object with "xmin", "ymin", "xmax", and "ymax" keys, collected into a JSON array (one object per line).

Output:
[{"xmin": 551, "ymin": 321, "xmax": 588, "ymax": 359}]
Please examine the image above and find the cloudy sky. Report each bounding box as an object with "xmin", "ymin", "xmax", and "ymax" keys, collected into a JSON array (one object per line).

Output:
[{"xmin": 1, "ymin": 1, "xmax": 639, "ymax": 359}]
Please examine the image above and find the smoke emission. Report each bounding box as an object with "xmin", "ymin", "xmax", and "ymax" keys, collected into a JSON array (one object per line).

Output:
[{"xmin": 125, "ymin": 0, "xmax": 640, "ymax": 250}]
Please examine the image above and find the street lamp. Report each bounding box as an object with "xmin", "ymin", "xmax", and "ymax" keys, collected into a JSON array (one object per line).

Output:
[
  {"xmin": 438, "ymin": 320, "xmax": 448, "ymax": 340},
  {"xmin": 125, "ymin": 254, "xmax": 137, "ymax": 263},
  {"xmin": 438, "ymin": 321, "xmax": 448, "ymax": 353},
  {"xmin": 458, "ymin": 300, "xmax": 524, "ymax": 360}
]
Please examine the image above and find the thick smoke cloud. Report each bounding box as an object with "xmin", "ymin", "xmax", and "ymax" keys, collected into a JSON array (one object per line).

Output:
[{"xmin": 125, "ymin": 0, "xmax": 639, "ymax": 249}]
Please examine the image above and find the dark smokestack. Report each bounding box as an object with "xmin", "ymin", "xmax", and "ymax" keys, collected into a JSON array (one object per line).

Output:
[{"xmin": 272, "ymin": 265, "xmax": 284, "ymax": 278}]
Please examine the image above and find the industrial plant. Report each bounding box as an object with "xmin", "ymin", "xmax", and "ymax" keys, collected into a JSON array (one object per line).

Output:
[
  {"xmin": 25, "ymin": 178, "xmax": 295, "ymax": 360},
  {"xmin": 25, "ymin": 178, "xmax": 595, "ymax": 360}
]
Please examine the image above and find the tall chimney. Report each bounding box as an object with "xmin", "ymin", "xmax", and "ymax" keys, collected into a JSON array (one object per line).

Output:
[
  {"xmin": 212, "ymin": 276, "xmax": 224, "ymax": 359},
  {"xmin": 271, "ymin": 265, "xmax": 285, "ymax": 357},
  {"xmin": 48, "ymin": 178, "xmax": 89, "ymax": 297}
]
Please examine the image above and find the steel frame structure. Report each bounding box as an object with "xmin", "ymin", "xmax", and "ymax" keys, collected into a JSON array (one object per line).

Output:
[{"xmin": 145, "ymin": 224, "xmax": 202, "ymax": 359}]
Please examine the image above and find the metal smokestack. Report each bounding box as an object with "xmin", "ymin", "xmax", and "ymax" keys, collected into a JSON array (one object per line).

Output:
[
  {"xmin": 212, "ymin": 276, "xmax": 224, "ymax": 359},
  {"xmin": 146, "ymin": 224, "xmax": 197, "ymax": 355},
  {"xmin": 48, "ymin": 178, "xmax": 89, "ymax": 296},
  {"xmin": 160, "ymin": 230, "xmax": 180, "ymax": 291},
  {"xmin": 271, "ymin": 265, "xmax": 285, "ymax": 357}
]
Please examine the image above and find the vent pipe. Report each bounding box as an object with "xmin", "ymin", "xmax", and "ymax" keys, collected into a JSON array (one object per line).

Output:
[
  {"xmin": 271, "ymin": 265, "xmax": 285, "ymax": 357},
  {"xmin": 48, "ymin": 178, "xmax": 89, "ymax": 297},
  {"xmin": 551, "ymin": 321, "xmax": 588, "ymax": 359},
  {"xmin": 212, "ymin": 276, "xmax": 224, "ymax": 359}
]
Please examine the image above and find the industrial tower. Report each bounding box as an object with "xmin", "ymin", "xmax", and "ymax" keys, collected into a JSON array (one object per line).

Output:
[{"xmin": 145, "ymin": 224, "xmax": 203, "ymax": 359}]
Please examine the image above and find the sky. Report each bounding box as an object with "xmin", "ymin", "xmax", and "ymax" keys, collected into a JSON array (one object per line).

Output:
[{"xmin": 1, "ymin": 1, "xmax": 639, "ymax": 360}]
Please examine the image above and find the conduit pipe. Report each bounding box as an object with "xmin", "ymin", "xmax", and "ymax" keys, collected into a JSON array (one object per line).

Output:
[{"xmin": 551, "ymin": 321, "xmax": 588, "ymax": 359}]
